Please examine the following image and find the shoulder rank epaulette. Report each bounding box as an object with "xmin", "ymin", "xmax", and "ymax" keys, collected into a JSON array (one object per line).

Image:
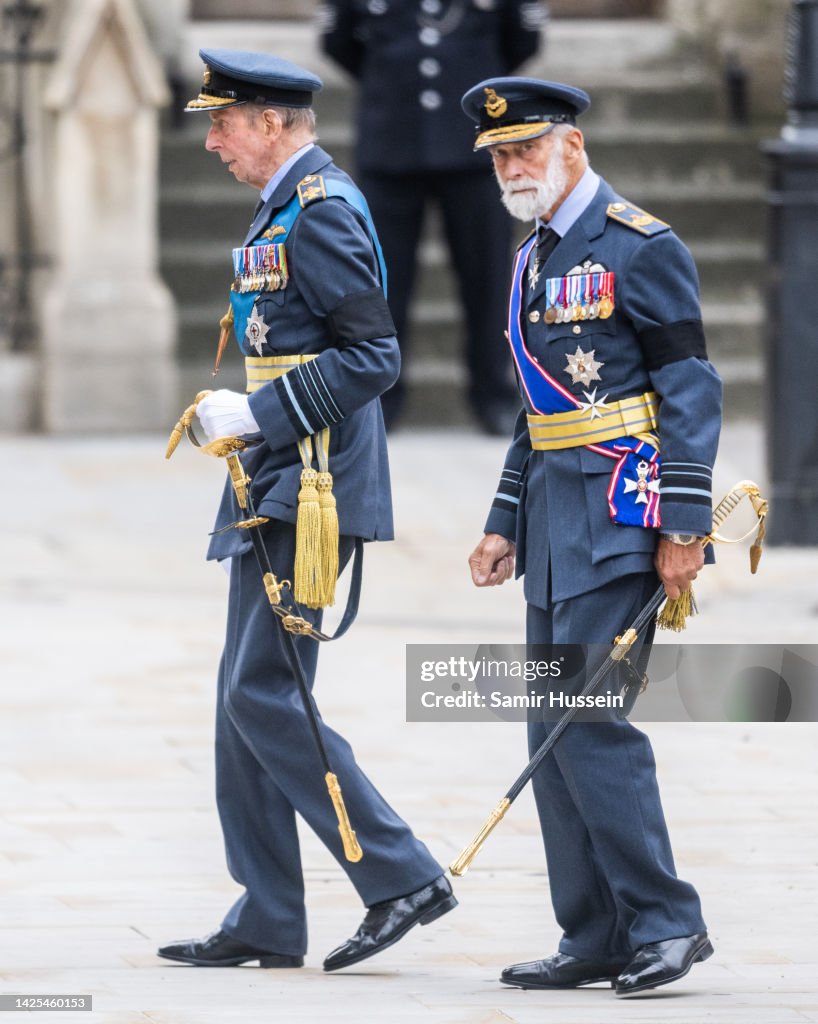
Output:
[
  {"xmin": 297, "ymin": 174, "xmax": 327, "ymax": 208},
  {"xmin": 606, "ymin": 200, "xmax": 670, "ymax": 236},
  {"xmin": 517, "ymin": 227, "xmax": 536, "ymax": 250}
]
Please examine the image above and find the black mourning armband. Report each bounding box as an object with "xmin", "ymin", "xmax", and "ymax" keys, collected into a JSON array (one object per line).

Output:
[
  {"xmin": 326, "ymin": 286, "xmax": 396, "ymax": 348},
  {"xmin": 636, "ymin": 318, "xmax": 708, "ymax": 371}
]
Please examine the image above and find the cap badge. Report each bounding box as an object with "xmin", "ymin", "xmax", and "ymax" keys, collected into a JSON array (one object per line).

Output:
[
  {"xmin": 202, "ymin": 65, "xmax": 212, "ymax": 86},
  {"xmin": 484, "ymin": 87, "xmax": 508, "ymax": 119}
]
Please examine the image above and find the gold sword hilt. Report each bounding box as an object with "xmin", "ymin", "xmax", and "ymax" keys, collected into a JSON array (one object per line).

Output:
[
  {"xmin": 449, "ymin": 797, "xmax": 511, "ymax": 877},
  {"xmin": 325, "ymin": 772, "xmax": 363, "ymax": 863},
  {"xmin": 165, "ymin": 391, "xmax": 251, "ymax": 462}
]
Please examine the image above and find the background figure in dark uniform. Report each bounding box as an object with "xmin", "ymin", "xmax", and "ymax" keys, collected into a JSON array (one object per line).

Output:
[{"xmin": 320, "ymin": 0, "xmax": 546, "ymax": 433}]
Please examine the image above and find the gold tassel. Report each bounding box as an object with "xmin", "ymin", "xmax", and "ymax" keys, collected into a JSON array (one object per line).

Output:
[
  {"xmin": 750, "ymin": 515, "xmax": 766, "ymax": 574},
  {"xmin": 294, "ymin": 467, "xmax": 323, "ymax": 608},
  {"xmin": 317, "ymin": 471, "xmax": 339, "ymax": 607},
  {"xmin": 657, "ymin": 588, "xmax": 694, "ymax": 632}
]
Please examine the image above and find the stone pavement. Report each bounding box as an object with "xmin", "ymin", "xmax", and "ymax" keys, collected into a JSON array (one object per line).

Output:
[{"xmin": 1, "ymin": 420, "xmax": 816, "ymax": 1024}]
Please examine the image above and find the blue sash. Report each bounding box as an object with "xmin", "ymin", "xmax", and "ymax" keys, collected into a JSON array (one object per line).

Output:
[{"xmin": 230, "ymin": 179, "xmax": 388, "ymax": 353}]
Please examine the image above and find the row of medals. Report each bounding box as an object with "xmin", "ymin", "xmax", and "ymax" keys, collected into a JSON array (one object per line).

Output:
[
  {"xmin": 531, "ymin": 293, "xmax": 614, "ymax": 325},
  {"xmin": 232, "ymin": 266, "xmax": 287, "ymax": 294},
  {"xmin": 231, "ymin": 243, "xmax": 287, "ymax": 294}
]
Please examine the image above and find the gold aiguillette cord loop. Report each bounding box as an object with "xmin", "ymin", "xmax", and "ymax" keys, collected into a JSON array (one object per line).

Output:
[
  {"xmin": 326, "ymin": 772, "xmax": 363, "ymax": 862},
  {"xmin": 449, "ymin": 797, "xmax": 511, "ymax": 877}
]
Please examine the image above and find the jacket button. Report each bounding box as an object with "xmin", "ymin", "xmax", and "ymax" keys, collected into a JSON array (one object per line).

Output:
[
  {"xmin": 573, "ymin": 324, "xmax": 582, "ymax": 335},
  {"xmin": 419, "ymin": 26, "xmax": 440, "ymax": 45},
  {"xmin": 420, "ymin": 90, "xmax": 442, "ymax": 110},
  {"xmin": 529, "ymin": 310, "xmax": 540, "ymax": 323},
  {"xmin": 419, "ymin": 57, "xmax": 440, "ymax": 77}
]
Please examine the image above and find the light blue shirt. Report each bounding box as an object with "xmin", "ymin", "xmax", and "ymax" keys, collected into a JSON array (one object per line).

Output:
[
  {"xmin": 538, "ymin": 165, "xmax": 600, "ymax": 239},
  {"xmin": 260, "ymin": 142, "xmax": 315, "ymax": 202}
]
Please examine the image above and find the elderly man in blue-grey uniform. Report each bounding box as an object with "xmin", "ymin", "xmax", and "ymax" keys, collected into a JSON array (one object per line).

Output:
[
  {"xmin": 319, "ymin": 0, "xmax": 545, "ymax": 434},
  {"xmin": 157, "ymin": 49, "xmax": 456, "ymax": 974},
  {"xmin": 463, "ymin": 78, "xmax": 722, "ymax": 996}
]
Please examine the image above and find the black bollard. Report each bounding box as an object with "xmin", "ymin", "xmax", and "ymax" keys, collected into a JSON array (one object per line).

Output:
[{"xmin": 762, "ymin": 0, "xmax": 818, "ymax": 544}]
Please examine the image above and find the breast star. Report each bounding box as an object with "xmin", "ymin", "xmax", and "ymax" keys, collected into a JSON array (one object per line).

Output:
[
  {"xmin": 564, "ymin": 346, "xmax": 604, "ymax": 386},
  {"xmin": 245, "ymin": 303, "xmax": 269, "ymax": 356}
]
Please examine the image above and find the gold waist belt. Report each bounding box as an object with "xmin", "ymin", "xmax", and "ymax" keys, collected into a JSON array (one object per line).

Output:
[
  {"xmin": 244, "ymin": 354, "xmax": 337, "ymax": 611},
  {"xmin": 527, "ymin": 391, "xmax": 659, "ymax": 451},
  {"xmin": 246, "ymin": 353, "xmax": 318, "ymax": 392}
]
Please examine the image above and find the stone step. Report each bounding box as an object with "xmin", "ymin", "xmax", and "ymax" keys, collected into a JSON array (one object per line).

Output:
[
  {"xmin": 159, "ymin": 178, "xmax": 765, "ymax": 259},
  {"xmin": 161, "ymin": 120, "xmax": 767, "ymax": 190},
  {"xmin": 309, "ymin": 72, "xmax": 726, "ymax": 134}
]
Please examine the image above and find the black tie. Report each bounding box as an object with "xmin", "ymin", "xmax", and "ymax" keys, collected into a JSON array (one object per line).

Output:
[{"xmin": 537, "ymin": 225, "xmax": 560, "ymax": 262}]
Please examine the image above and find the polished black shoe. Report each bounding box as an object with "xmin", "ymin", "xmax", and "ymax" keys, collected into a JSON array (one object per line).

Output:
[
  {"xmin": 615, "ymin": 932, "xmax": 714, "ymax": 996},
  {"xmin": 157, "ymin": 929, "xmax": 303, "ymax": 968},
  {"xmin": 501, "ymin": 952, "xmax": 629, "ymax": 990},
  {"xmin": 323, "ymin": 875, "xmax": 457, "ymax": 972}
]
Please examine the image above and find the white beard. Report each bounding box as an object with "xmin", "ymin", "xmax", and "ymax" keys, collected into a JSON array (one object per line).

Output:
[{"xmin": 497, "ymin": 137, "xmax": 568, "ymax": 223}]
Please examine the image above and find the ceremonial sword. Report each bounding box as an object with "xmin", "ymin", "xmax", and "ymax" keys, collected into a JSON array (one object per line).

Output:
[
  {"xmin": 166, "ymin": 391, "xmax": 363, "ymax": 863},
  {"xmin": 449, "ymin": 480, "xmax": 768, "ymax": 877}
]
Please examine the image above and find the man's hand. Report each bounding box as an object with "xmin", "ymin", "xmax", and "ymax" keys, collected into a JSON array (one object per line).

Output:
[
  {"xmin": 469, "ymin": 533, "xmax": 516, "ymax": 587},
  {"xmin": 654, "ymin": 536, "xmax": 705, "ymax": 601},
  {"xmin": 197, "ymin": 390, "xmax": 260, "ymax": 442}
]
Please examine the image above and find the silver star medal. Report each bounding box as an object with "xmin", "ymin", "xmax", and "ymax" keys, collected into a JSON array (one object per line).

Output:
[
  {"xmin": 564, "ymin": 346, "xmax": 604, "ymax": 386},
  {"xmin": 245, "ymin": 303, "xmax": 269, "ymax": 356},
  {"xmin": 623, "ymin": 459, "xmax": 661, "ymax": 505},
  {"xmin": 577, "ymin": 387, "xmax": 610, "ymax": 419},
  {"xmin": 528, "ymin": 259, "xmax": 542, "ymax": 290}
]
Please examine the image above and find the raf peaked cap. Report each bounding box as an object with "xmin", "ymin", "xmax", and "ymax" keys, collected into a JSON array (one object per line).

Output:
[
  {"xmin": 186, "ymin": 48, "xmax": 323, "ymax": 112},
  {"xmin": 461, "ymin": 77, "xmax": 590, "ymax": 151}
]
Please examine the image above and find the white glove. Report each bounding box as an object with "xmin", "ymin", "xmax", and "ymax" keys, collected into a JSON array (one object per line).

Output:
[{"xmin": 196, "ymin": 390, "xmax": 260, "ymax": 441}]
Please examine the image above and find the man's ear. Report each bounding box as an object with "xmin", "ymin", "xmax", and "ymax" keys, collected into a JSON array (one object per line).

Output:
[
  {"xmin": 563, "ymin": 128, "xmax": 585, "ymax": 166},
  {"xmin": 261, "ymin": 107, "xmax": 284, "ymax": 140}
]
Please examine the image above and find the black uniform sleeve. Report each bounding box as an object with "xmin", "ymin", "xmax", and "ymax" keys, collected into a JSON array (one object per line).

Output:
[
  {"xmin": 500, "ymin": 0, "xmax": 546, "ymax": 73},
  {"xmin": 318, "ymin": 0, "xmax": 365, "ymax": 79}
]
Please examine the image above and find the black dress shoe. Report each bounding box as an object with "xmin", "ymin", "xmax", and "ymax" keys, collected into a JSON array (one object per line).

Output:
[
  {"xmin": 323, "ymin": 875, "xmax": 457, "ymax": 972},
  {"xmin": 157, "ymin": 929, "xmax": 303, "ymax": 968},
  {"xmin": 501, "ymin": 952, "xmax": 629, "ymax": 990},
  {"xmin": 615, "ymin": 932, "xmax": 713, "ymax": 996}
]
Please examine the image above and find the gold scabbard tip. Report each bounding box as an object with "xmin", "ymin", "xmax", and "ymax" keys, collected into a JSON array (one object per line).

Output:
[
  {"xmin": 449, "ymin": 797, "xmax": 511, "ymax": 877},
  {"xmin": 326, "ymin": 772, "xmax": 364, "ymax": 863}
]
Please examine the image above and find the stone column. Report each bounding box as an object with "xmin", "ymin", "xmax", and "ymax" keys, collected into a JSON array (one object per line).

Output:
[{"xmin": 42, "ymin": 0, "xmax": 177, "ymax": 432}]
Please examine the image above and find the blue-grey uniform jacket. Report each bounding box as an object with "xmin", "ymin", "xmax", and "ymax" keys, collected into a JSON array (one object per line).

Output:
[
  {"xmin": 485, "ymin": 176, "xmax": 723, "ymax": 609},
  {"xmin": 207, "ymin": 146, "xmax": 398, "ymax": 562},
  {"xmin": 319, "ymin": 0, "xmax": 543, "ymax": 173}
]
